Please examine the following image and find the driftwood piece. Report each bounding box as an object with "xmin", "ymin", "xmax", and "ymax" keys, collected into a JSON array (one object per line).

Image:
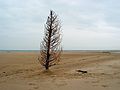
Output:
[{"xmin": 76, "ymin": 70, "xmax": 88, "ymax": 74}]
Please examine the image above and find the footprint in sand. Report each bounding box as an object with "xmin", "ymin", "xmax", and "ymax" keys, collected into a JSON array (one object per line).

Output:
[
  {"xmin": 33, "ymin": 86, "xmax": 39, "ymax": 89},
  {"xmin": 29, "ymin": 82, "xmax": 36, "ymax": 85},
  {"xmin": 55, "ymin": 80, "xmax": 67, "ymax": 87},
  {"xmin": 101, "ymin": 85, "xmax": 108, "ymax": 87},
  {"xmin": 28, "ymin": 82, "xmax": 39, "ymax": 89}
]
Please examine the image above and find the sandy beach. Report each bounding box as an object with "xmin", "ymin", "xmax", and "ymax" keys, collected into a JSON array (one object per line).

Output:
[{"xmin": 0, "ymin": 51, "xmax": 120, "ymax": 90}]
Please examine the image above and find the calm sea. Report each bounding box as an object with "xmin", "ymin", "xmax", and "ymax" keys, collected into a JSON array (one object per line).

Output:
[
  {"xmin": 0, "ymin": 50, "xmax": 39, "ymax": 53},
  {"xmin": 0, "ymin": 50, "xmax": 120, "ymax": 53}
]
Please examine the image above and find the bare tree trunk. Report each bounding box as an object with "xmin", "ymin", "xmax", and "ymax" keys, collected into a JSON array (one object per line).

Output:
[{"xmin": 45, "ymin": 11, "xmax": 52, "ymax": 70}]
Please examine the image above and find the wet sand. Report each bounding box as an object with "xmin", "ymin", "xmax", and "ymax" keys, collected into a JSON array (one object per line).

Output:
[{"xmin": 0, "ymin": 51, "xmax": 120, "ymax": 90}]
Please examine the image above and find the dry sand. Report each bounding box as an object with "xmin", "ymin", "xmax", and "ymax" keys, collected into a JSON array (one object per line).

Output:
[{"xmin": 0, "ymin": 51, "xmax": 120, "ymax": 90}]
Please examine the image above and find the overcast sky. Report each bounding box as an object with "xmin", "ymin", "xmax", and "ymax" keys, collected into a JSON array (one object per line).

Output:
[{"xmin": 0, "ymin": 0, "xmax": 120, "ymax": 50}]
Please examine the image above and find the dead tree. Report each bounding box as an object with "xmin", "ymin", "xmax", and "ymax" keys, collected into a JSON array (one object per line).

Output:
[{"xmin": 39, "ymin": 10, "xmax": 62, "ymax": 70}]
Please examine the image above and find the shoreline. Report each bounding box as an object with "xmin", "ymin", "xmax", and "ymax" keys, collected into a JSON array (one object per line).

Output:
[{"xmin": 0, "ymin": 50, "xmax": 120, "ymax": 53}]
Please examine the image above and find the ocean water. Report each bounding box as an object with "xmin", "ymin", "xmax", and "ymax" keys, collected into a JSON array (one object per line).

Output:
[
  {"xmin": 0, "ymin": 50, "xmax": 39, "ymax": 53},
  {"xmin": 0, "ymin": 50, "xmax": 120, "ymax": 53}
]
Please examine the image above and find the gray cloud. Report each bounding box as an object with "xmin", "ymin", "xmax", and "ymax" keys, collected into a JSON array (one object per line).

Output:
[{"xmin": 0, "ymin": 0, "xmax": 120, "ymax": 50}]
